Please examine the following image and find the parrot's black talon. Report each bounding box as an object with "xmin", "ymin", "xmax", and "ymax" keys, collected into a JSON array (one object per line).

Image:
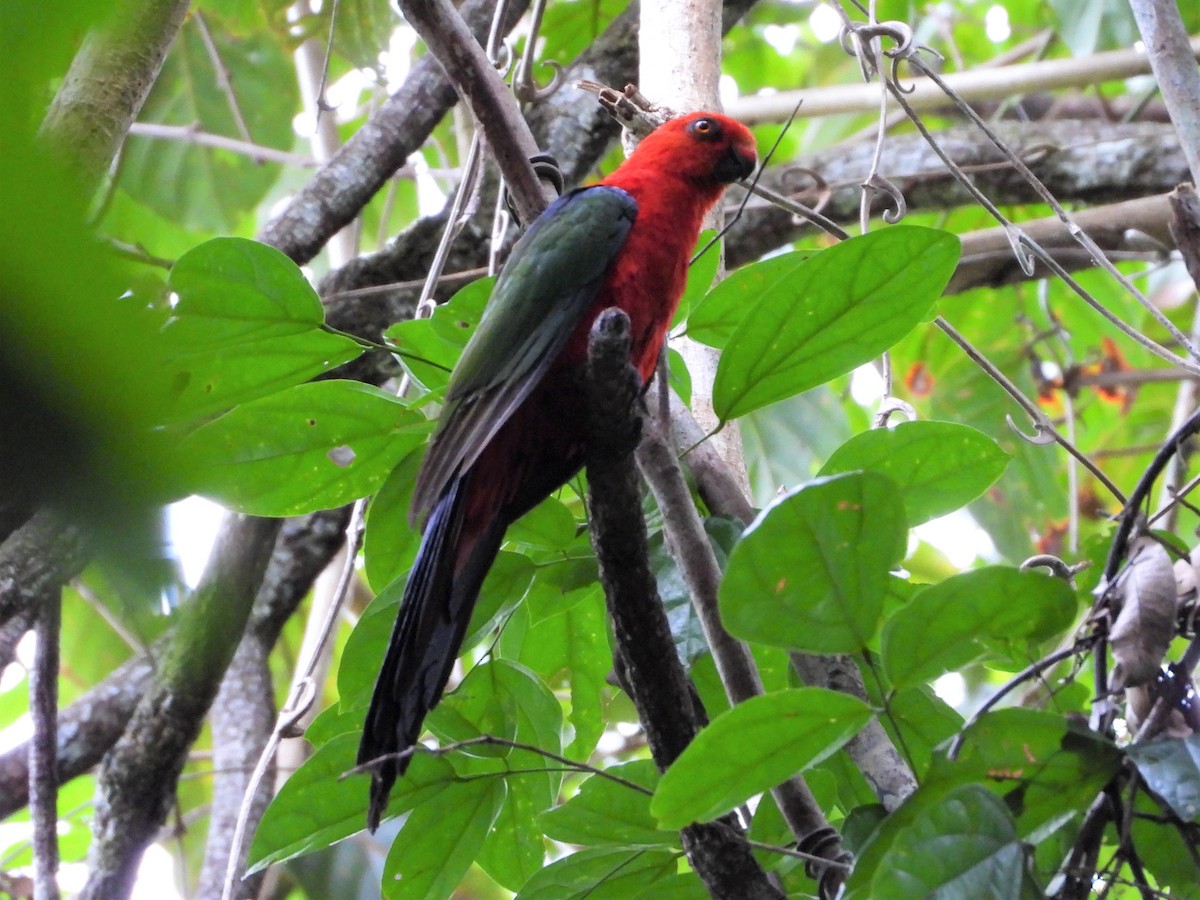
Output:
[
  {"xmin": 502, "ymin": 153, "xmax": 565, "ymax": 224},
  {"xmin": 529, "ymin": 152, "xmax": 564, "ymax": 196}
]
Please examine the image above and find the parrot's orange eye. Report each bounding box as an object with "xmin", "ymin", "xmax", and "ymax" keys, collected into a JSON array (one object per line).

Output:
[{"xmin": 688, "ymin": 117, "xmax": 722, "ymax": 140}]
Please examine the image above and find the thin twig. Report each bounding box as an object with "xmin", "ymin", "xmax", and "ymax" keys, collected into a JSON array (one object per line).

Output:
[
  {"xmin": 127, "ymin": 123, "xmax": 317, "ymax": 167},
  {"xmin": 193, "ymin": 11, "xmax": 253, "ymax": 144},
  {"xmin": 934, "ymin": 316, "xmax": 1127, "ymax": 505},
  {"xmin": 30, "ymin": 593, "xmax": 62, "ymax": 900},
  {"xmin": 219, "ymin": 503, "xmax": 365, "ymax": 900}
]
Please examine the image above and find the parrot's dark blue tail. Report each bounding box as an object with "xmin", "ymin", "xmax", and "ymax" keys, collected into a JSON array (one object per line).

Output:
[{"xmin": 358, "ymin": 472, "xmax": 505, "ymax": 831}]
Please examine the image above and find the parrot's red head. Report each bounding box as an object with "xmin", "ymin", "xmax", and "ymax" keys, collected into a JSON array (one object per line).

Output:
[{"xmin": 625, "ymin": 112, "xmax": 758, "ymax": 188}]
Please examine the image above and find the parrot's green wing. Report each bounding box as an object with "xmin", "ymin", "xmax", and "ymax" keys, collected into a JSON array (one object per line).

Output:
[{"xmin": 410, "ymin": 186, "xmax": 637, "ymax": 522}]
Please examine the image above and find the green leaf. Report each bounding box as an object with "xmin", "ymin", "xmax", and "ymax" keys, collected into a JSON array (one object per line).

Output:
[
  {"xmin": 429, "ymin": 660, "xmax": 563, "ymax": 791},
  {"xmin": 519, "ymin": 590, "xmax": 611, "ymax": 759},
  {"xmin": 1127, "ymin": 736, "xmax": 1200, "ymax": 822},
  {"xmin": 330, "ymin": 0, "xmax": 395, "ymax": 70},
  {"xmin": 514, "ymin": 848, "xmax": 680, "ymax": 900},
  {"xmin": 119, "ymin": 20, "xmax": 298, "ymax": 231},
  {"xmin": 869, "ymin": 785, "xmax": 1039, "ymax": 900},
  {"xmin": 741, "ymin": 388, "xmax": 852, "ymax": 507},
  {"xmin": 385, "ymin": 277, "xmax": 493, "ymax": 392},
  {"xmin": 363, "ymin": 447, "xmax": 424, "ymax": 591},
  {"xmin": 688, "ymin": 250, "xmax": 812, "ymax": 349},
  {"xmin": 163, "ymin": 237, "xmax": 362, "ymax": 421},
  {"xmin": 819, "ymin": 421, "xmax": 1008, "ymax": 526},
  {"xmin": 382, "ymin": 774, "xmax": 505, "ymax": 899},
  {"xmin": 720, "ymin": 472, "xmax": 908, "ymax": 653},
  {"xmin": 674, "ymin": 229, "xmax": 723, "ymax": 327},
  {"xmin": 179, "ymin": 380, "xmax": 429, "ymax": 516},
  {"xmin": 881, "ymin": 567, "xmax": 1078, "ymax": 690},
  {"xmin": 539, "ymin": 759, "xmax": 675, "ymax": 848},
  {"xmin": 651, "ymin": 687, "xmax": 873, "ymax": 828},
  {"xmin": 166, "ymin": 237, "xmax": 327, "ymax": 342},
  {"xmin": 506, "ymin": 495, "xmax": 578, "ymax": 550},
  {"xmin": 714, "ymin": 227, "xmax": 960, "ymax": 420},
  {"xmin": 247, "ymin": 736, "xmax": 456, "ymax": 873},
  {"xmin": 339, "ymin": 554, "xmax": 535, "ymax": 711},
  {"xmin": 478, "ymin": 775, "xmax": 548, "ymax": 890},
  {"xmin": 847, "ymin": 710, "xmax": 1122, "ymax": 896}
]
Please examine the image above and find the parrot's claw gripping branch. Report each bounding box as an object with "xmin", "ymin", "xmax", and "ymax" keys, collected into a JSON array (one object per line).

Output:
[{"xmin": 583, "ymin": 309, "xmax": 784, "ymax": 899}]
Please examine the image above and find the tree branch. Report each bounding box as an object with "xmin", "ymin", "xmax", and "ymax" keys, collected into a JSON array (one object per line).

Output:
[
  {"xmin": 257, "ymin": 0, "xmax": 530, "ymax": 264},
  {"xmin": 667, "ymin": 397, "xmax": 917, "ymax": 820},
  {"xmin": 81, "ymin": 516, "xmax": 280, "ymax": 900},
  {"xmin": 637, "ymin": 426, "xmax": 851, "ymax": 864},
  {"xmin": 584, "ymin": 308, "xmax": 783, "ymax": 900},
  {"xmin": 0, "ymin": 510, "xmax": 349, "ymax": 821},
  {"xmin": 393, "ymin": 0, "xmax": 556, "ymax": 224},
  {"xmin": 725, "ymin": 37, "xmax": 1200, "ymax": 124},
  {"xmin": 38, "ymin": 0, "xmax": 191, "ymax": 195},
  {"xmin": 1128, "ymin": 0, "xmax": 1200, "ymax": 186},
  {"xmin": 0, "ymin": 510, "xmax": 88, "ymax": 629},
  {"xmin": 726, "ymin": 121, "xmax": 1190, "ymax": 267},
  {"xmin": 30, "ymin": 593, "xmax": 61, "ymax": 900}
]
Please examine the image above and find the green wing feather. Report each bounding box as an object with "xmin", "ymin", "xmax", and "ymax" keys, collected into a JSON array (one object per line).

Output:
[{"xmin": 410, "ymin": 186, "xmax": 637, "ymax": 522}]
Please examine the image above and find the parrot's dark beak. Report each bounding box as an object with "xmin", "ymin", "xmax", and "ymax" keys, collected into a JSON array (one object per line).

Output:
[{"xmin": 715, "ymin": 142, "xmax": 757, "ymax": 184}]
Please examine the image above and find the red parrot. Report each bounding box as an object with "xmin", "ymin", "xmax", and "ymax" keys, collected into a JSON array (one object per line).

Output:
[{"xmin": 359, "ymin": 112, "xmax": 757, "ymax": 829}]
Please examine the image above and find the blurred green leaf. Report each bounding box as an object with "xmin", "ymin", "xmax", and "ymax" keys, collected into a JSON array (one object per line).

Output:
[
  {"xmin": 1127, "ymin": 736, "xmax": 1200, "ymax": 822},
  {"xmin": 847, "ymin": 710, "xmax": 1122, "ymax": 897},
  {"xmin": 363, "ymin": 447, "xmax": 425, "ymax": 591},
  {"xmin": 339, "ymin": 551, "xmax": 534, "ymax": 711},
  {"xmin": 119, "ymin": 19, "xmax": 298, "ymax": 231},
  {"xmin": 721, "ymin": 472, "xmax": 908, "ymax": 653},
  {"xmin": 507, "ymin": 495, "xmax": 578, "ymax": 550},
  {"xmin": 519, "ymin": 589, "xmax": 611, "ymax": 759},
  {"xmin": 382, "ymin": 773, "xmax": 504, "ymax": 899},
  {"xmin": 514, "ymin": 847, "xmax": 680, "ymax": 900}
]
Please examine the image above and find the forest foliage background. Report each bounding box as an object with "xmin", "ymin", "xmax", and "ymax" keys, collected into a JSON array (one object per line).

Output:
[{"xmin": 3, "ymin": 0, "xmax": 1200, "ymax": 897}]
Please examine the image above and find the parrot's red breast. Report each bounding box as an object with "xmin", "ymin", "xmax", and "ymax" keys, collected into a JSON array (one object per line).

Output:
[{"xmin": 359, "ymin": 112, "xmax": 757, "ymax": 829}]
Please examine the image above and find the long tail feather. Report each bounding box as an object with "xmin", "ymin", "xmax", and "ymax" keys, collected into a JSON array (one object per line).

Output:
[{"xmin": 357, "ymin": 473, "xmax": 504, "ymax": 831}]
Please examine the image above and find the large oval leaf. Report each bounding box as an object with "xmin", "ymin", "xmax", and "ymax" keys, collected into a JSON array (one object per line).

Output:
[
  {"xmin": 720, "ymin": 472, "xmax": 908, "ymax": 653},
  {"xmin": 868, "ymin": 785, "xmax": 1038, "ymax": 899},
  {"xmin": 651, "ymin": 687, "xmax": 873, "ymax": 828},
  {"xmin": 688, "ymin": 250, "xmax": 811, "ymax": 348},
  {"xmin": 714, "ymin": 226, "xmax": 960, "ymax": 420},
  {"xmin": 882, "ymin": 567, "xmax": 1078, "ymax": 690},
  {"xmin": 163, "ymin": 237, "xmax": 364, "ymax": 422},
  {"xmin": 178, "ymin": 380, "xmax": 429, "ymax": 515},
  {"xmin": 247, "ymin": 737, "xmax": 455, "ymax": 874},
  {"xmin": 383, "ymin": 774, "xmax": 505, "ymax": 899},
  {"xmin": 539, "ymin": 759, "xmax": 675, "ymax": 848},
  {"xmin": 819, "ymin": 420, "xmax": 1008, "ymax": 526}
]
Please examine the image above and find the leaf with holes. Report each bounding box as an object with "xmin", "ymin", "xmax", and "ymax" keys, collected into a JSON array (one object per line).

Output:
[
  {"xmin": 163, "ymin": 238, "xmax": 362, "ymax": 422},
  {"xmin": 178, "ymin": 380, "xmax": 429, "ymax": 515}
]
